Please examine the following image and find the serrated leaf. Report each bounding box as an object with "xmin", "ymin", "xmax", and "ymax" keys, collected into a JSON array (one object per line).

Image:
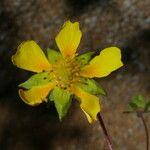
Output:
[
  {"xmin": 76, "ymin": 78, "xmax": 106, "ymax": 95},
  {"xmin": 76, "ymin": 52, "xmax": 94, "ymax": 67},
  {"xmin": 19, "ymin": 72, "xmax": 53, "ymax": 89},
  {"xmin": 47, "ymin": 48, "xmax": 62, "ymax": 64},
  {"xmin": 50, "ymin": 87, "xmax": 72, "ymax": 120}
]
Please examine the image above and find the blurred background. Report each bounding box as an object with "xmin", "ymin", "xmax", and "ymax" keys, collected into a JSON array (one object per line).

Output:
[{"xmin": 0, "ymin": 0, "xmax": 150, "ymax": 149}]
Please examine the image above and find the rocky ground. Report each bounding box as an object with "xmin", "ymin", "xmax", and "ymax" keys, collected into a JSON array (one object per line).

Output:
[{"xmin": 0, "ymin": 0, "xmax": 150, "ymax": 149}]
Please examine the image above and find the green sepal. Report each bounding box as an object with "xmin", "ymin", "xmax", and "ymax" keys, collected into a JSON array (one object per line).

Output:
[
  {"xmin": 47, "ymin": 48, "xmax": 62, "ymax": 64},
  {"xmin": 76, "ymin": 78, "xmax": 106, "ymax": 95},
  {"xmin": 50, "ymin": 87, "xmax": 72, "ymax": 120},
  {"xmin": 76, "ymin": 52, "xmax": 94, "ymax": 67},
  {"xmin": 19, "ymin": 72, "xmax": 53, "ymax": 89},
  {"xmin": 129, "ymin": 95, "xmax": 146, "ymax": 110}
]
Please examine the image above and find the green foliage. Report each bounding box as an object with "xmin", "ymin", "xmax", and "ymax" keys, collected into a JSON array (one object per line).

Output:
[
  {"xmin": 76, "ymin": 52, "xmax": 94, "ymax": 67},
  {"xmin": 129, "ymin": 95, "xmax": 150, "ymax": 111},
  {"xmin": 76, "ymin": 78, "xmax": 106, "ymax": 95},
  {"xmin": 145, "ymin": 101, "xmax": 150, "ymax": 111},
  {"xmin": 19, "ymin": 72, "xmax": 53, "ymax": 89},
  {"xmin": 50, "ymin": 87, "xmax": 72, "ymax": 120},
  {"xmin": 47, "ymin": 48, "xmax": 62, "ymax": 64}
]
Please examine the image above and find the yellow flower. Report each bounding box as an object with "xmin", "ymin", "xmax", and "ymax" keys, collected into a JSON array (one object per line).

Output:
[{"xmin": 12, "ymin": 20, "xmax": 123, "ymax": 123}]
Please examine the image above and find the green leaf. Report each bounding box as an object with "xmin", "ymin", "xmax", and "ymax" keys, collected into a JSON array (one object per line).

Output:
[
  {"xmin": 47, "ymin": 48, "xmax": 62, "ymax": 64},
  {"xmin": 145, "ymin": 101, "xmax": 150, "ymax": 111},
  {"xmin": 76, "ymin": 52, "xmax": 94, "ymax": 67},
  {"xmin": 129, "ymin": 102, "xmax": 138, "ymax": 110},
  {"xmin": 129, "ymin": 95, "xmax": 146, "ymax": 110},
  {"xmin": 19, "ymin": 72, "xmax": 53, "ymax": 89},
  {"xmin": 76, "ymin": 79, "xmax": 106, "ymax": 95},
  {"xmin": 50, "ymin": 87, "xmax": 72, "ymax": 120}
]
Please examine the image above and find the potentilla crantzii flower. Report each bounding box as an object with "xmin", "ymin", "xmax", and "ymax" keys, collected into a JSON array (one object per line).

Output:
[{"xmin": 12, "ymin": 20, "xmax": 123, "ymax": 123}]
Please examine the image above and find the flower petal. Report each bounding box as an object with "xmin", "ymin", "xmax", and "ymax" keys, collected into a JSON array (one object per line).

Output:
[
  {"xmin": 12, "ymin": 41, "xmax": 51, "ymax": 73},
  {"xmin": 81, "ymin": 108, "xmax": 93, "ymax": 123},
  {"xmin": 80, "ymin": 47, "xmax": 123, "ymax": 78},
  {"xmin": 71, "ymin": 86, "xmax": 100, "ymax": 123},
  {"xmin": 55, "ymin": 20, "xmax": 82, "ymax": 58},
  {"xmin": 19, "ymin": 82, "xmax": 55, "ymax": 106}
]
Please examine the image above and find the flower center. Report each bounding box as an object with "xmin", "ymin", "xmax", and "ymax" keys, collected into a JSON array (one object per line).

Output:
[{"xmin": 52, "ymin": 57, "xmax": 81, "ymax": 89}]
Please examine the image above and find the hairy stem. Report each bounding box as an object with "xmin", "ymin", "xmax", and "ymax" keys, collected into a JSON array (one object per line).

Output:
[{"xmin": 97, "ymin": 112, "xmax": 113, "ymax": 150}]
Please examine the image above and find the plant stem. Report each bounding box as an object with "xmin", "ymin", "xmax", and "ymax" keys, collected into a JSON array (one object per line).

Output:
[
  {"xmin": 123, "ymin": 110, "xmax": 150, "ymax": 114},
  {"xmin": 139, "ymin": 114, "xmax": 149, "ymax": 150},
  {"xmin": 97, "ymin": 112, "xmax": 113, "ymax": 150}
]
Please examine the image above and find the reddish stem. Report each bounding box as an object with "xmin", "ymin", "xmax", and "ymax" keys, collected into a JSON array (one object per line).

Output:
[
  {"xmin": 139, "ymin": 113, "xmax": 149, "ymax": 150},
  {"xmin": 97, "ymin": 112, "xmax": 113, "ymax": 150}
]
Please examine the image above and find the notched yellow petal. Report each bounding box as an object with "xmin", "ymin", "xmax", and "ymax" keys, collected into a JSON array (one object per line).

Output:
[
  {"xmin": 71, "ymin": 86, "xmax": 100, "ymax": 123},
  {"xmin": 12, "ymin": 41, "xmax": 51, "ymax": 73},
  {"xmin": 80, "ymin": 47, "xmax": 123, "ymax": 78},
  {"xmin": 81, "ymin": 108, "xmax": 93, "ymax": 123},
  {"xmin": 19, "ymin": 82, "xmax": 55, "ymax": 106},
  {"xmin": 55, "ymin": 20, "xmax": 82, "ymax": 58}
]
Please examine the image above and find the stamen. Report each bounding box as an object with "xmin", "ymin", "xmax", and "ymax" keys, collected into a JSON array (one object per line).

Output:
[{"xmin": 51, "ymin": 56, "xmax": 82, "ymax": 89}]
